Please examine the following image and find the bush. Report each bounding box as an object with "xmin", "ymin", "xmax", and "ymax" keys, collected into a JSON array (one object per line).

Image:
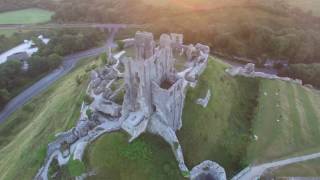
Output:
[
  {"xmin": 84, "ymin": 94, "xmax": 94, "ymax": 105},
  {"xmin": 85, "ymin": 64, "xmax": 97, "ymax": 73},
  {"xmin": 114, "ymin": 90, "xmax": 125, "ymax": 105},
  {"xmin": 117, "ymin": 40, "xmax": 125, "ymax": 51},
  {"xmin": 48, "ymin": 158, "xmax": 60, "ymax": 177},
  {"xmin": 0, "ymin": 88, "xmax": 10, "ymax": 109},
  {"xmin": 75, "ymin": 73, "xmax": 87, "ymax": 85},
  {"xmin": 173, "ymin": 142, "xmax": 179, "ymax": 150},
  {"xmin": 86, "ymin": 109, "xmax": 93, "ymax": 119},
  {"xmin": 181, "ymin": 170, "xmax": 190, "ymax": 178}
]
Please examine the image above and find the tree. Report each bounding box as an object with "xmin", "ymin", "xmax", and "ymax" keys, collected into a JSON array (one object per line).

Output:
[
  {"xmin": 0, "ymin": 88, "xmax": 10, "ymax": 108},
  {"xmin": 48, "ymin": 53, "xmax": 63, "ymax": 69}
]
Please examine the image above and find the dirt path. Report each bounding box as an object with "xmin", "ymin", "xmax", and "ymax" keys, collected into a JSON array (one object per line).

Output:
[{"xmin": 233, "ymin": 152, "xmax": 320, "ymax": 180}]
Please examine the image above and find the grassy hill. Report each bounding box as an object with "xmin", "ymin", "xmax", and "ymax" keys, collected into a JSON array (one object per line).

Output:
[
  {"xmin": 247, "ymin": 80, "xmax": 320, "ymax": 164},
  {"xmin": 1, "ymin": 56, "xmax": 320, "ymax": 179},
  {"xmin": 178, "ymin": 57, "xmax": 259, "ymax": 176},
  {"xmin": 0, "ymin": 57, "xmax": 91, "ymax": 180},
  {"xmin": 178, "ymin": 58, "xmax": 320, "ymax": 177}
]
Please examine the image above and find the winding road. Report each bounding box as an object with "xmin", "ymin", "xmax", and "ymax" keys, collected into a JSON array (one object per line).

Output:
[
  {"xmin": 0, "ymin": 23, "xmax": 125, "ymax": 123},
  {"xmin": 0, "ymin": 46, "xmax": 107, "ymax": 123}
]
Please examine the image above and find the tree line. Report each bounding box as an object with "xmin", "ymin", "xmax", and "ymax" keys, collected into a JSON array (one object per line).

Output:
[{"xmin": 0, "ymin": 29, "xmax": 106, "ymax": 109}]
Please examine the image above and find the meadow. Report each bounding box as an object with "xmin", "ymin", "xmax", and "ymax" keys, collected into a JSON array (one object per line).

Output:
[{"xmin": 0, "ymin": 8, "xmax": 54, "ymax": 36}]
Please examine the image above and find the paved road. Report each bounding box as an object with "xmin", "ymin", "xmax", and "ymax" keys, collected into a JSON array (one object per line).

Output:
[
  {"xmin": 0, "ymin": 46, "xmax": 107, "ymax": 123},
  {"xmin": 233, "ymin": 152, "xmax": 320, "ymax": 180}
]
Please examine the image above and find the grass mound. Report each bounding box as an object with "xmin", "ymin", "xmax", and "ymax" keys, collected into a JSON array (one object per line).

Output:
[
  {"xmin": 178, "ymin": 57, "xmax": 259, "ymax": 176},
  {"xmin": 85, "ymin": 132, "xmax": 183, "ymax": 180}
]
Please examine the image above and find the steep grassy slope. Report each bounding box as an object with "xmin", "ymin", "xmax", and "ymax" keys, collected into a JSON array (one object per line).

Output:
[
  {"xmin": 178, "ymin": 57, "xmax": 259, "ymax": 176},
  {"xmin": 0, "ymin": 58, "xmax": 92, "ymax": 180},
  {"xmin": 246, "ymin": 80, "xmax": 320, "ymax": 164}
]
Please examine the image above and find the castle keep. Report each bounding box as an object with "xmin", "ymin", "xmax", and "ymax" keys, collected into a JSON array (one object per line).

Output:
[{"xmin": 121, "ymin": 32, "xmax": 185, "ymax": 140}]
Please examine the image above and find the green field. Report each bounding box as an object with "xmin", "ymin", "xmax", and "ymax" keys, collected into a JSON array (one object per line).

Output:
[
  {"xmin": 0, "ymin": 57, "xmax": 92, "ymax": 180},
  {"xmin": 246, "ymin": 80, "xmax": 320, "ymax": 164},
  {"xmin": 0, "ymin": 8, "xmax": 54, "ymax": 36},
  {"xmin": 0, "ymin": 8, "xmax": 53, "ymax": 24}
]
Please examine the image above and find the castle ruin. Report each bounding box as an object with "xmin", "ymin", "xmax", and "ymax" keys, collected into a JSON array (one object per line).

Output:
[{"xmin": 36, "ymin": 31, "xmax": 226, "ymax": 180}]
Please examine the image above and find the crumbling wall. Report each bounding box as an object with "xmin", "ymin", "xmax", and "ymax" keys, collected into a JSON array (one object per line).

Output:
[
  {"xmin": 151, "ymin": 79, "xmax": 185, "ymax": 131},
  {"xmin": 134, "ymin": 31, "xmax": 155, "ymax": 60},
  {"xmin": 226, "ymin": 63, "xmax": 303, "ymax": 85}
]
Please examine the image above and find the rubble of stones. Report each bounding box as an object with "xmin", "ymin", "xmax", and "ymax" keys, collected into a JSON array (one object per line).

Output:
[
  {"xmin": 226, "ymin": 63, "xmax": 304, "ymax": 85},
  {"xmin": 36, "ymin": 31, "xmax": 227, "ymax": 180},
  {"xmin": 196, "ymin": 89, "xmax": 211, "ymax": 108}
]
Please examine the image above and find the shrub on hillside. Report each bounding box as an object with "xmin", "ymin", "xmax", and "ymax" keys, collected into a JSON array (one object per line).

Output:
[
  {"xmin": 117, "ymin": 40, "xmax": 125, "ymax": 51},
  {"xmin": 84, "ymin": 94, "xmax": 94, "ymax": 105},
  {"xmin": 75, "ymin": 73, "xmax": 87, "ymax": 85}
]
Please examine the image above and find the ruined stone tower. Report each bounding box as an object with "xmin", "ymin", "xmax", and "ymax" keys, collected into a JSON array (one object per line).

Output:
[
  {"xmin": 134, "ymin": 31, "xmax": 155, "ymax": 60},
  {"xmin": 121, "ymin": 31, "xmax": 185, "ymax": 140}
]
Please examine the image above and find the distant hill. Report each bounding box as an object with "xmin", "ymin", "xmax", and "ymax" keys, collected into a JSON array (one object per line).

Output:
[{"xmin": 286, "ymin": 0, "xmax": 320, "ymax": 16}]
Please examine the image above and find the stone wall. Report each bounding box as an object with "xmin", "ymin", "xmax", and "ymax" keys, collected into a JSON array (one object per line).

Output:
[
  {"xmin": 226, "ymin": 63, "xmax": 303, "ymax": 85},
  {"xmin": 134, "ymin": 31, "xmax": 155, "ymax": 60},
  {"xmin": 152, "ymin": 79, "xmax": 185, "ymax": 131}
]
